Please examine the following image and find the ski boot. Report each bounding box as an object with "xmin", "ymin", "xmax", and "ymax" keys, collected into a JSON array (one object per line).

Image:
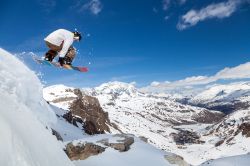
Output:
[
  {"xmin": 64, "ymin": 56, "xmax": 73, "ymax": 65},
  {"xmin": 44, "ymin": 50, "xmax": 57, "ymax": 62},
  {"xmin": 58, "ymin": 57, "xmax": 66, "ymax": 66}
]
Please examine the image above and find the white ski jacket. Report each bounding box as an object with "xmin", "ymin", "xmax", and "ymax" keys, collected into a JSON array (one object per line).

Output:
[{"xmin": 44, "ymin": 29, "xmax": 74, "ymax": 57}]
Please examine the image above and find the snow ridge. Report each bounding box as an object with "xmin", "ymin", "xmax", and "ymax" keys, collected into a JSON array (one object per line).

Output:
[
  {"xmin": 0, "ymin": 48, "xmax": 73, "ymax": 166},
  {"xmin": 191, "ymin": 82, "xmax": 250, "ymax": 104}
]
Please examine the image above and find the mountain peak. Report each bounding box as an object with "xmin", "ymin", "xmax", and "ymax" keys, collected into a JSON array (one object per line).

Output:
[{"xmin": 94, "ymin": 81, "xmax": 139, "ymax": 97}]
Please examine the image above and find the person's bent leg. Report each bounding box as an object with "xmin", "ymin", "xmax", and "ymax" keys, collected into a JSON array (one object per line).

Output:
[
  {"xmin": 44, "ymin": 41, "xmax": 62, "ymax": 61},
  {"xmin": 64, "ymin": 47, "xmax": 76, "ymax": 65}
]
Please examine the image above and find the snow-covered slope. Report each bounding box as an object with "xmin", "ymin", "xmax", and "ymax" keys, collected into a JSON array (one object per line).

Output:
[
  {"xmin": 70, "ymin": 135, "xmax": 172, "ymax": 166},
  {"xmin": 191, "ymin": 82, "xmax": 250, "ymax": 103},
  {"xmin": 44, "ymin": 82, "xmax": 229, "ymax": 165},
  {"xmin": 0, "ymin": 48, "xmax": 73, "ymax": 166},
  {"xmin": 168, "ymin": 108, "xmax": 250, "ymax": 165},
  {"xmin": 189, "ymin": 82, "xmax": 250, "ymax": 114},
  {"xmin": 201, "ymin": 153, "xmax": 250, "ymax": 166},
  {"xmin": 89, "ymin": 82, "xmax": 250, "ymax": 165},
  {"xmin": 85, "ymin": 82, "xmax": 222, "ymax": 141},
  {"xmin": 197, "ymin": 109, "xmax": 250, "ymax": 162},
  {"xmin": 43, "ymin": 84, "xmax": 77, "ymax": 110},
  {"xmin": 44, "ymin": 94, "xmax": 182, "ymax": 166}
]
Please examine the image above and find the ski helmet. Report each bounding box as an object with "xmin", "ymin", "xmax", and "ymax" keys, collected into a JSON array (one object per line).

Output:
[{"xmin": 73, "ymin": 31, "xmax": 82, "ymax": 41}]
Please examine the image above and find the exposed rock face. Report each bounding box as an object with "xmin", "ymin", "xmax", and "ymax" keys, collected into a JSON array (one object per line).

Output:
[
  {"xmin": 238, "ymin": 123, "xmax": 250, "ymax": 137},
  {"xmin": 139, "ymin": 136, "xmax": 148, "ymax": 143},
  {"xmin": 84, "ymin": 121, "xmax": 99, "ymax": 135},
  {"xmin": 65, "ymin": 142, "xmax": 105, "ymax": 160},
  {"xmin": 190, "ymin": 101, "xmax": 250, "ymax": 115},
  {"xmin": 69, "ymin": 89, "xmax": 111, "ymax": 135},
  {"xmin": 204, "ymin": 109, "xmax": 250, "ymax": 147},
  {"xmin": 62, "ymin": 111, "xmax": 83, "ymax": 128},
  {"xmin": 64, "ymin": 135, "xmax": 135, "ymax": 161},
  {"xmin": 171, "ymin": 129, "xmax": 205, "ymax": 145},
  {"xmin": 164, "ymin": 154, "xmax": 190, "ymax": 166},
  {"xmin": 215, "ymin": 139, "xmax": 225, "ymax": 147},
  {"xmin": 98, "ymin": 134, "xmax": 135, "ymax": 152},
  {"xmin": 192, "ymin": 110, "xmax": 225, "ymax": 123},
  {"xmin": 51, "ymin": 128, "xmax": 63, "ymax": 141}
]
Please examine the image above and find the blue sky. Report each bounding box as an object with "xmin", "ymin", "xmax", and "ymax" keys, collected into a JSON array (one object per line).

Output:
[{"xmin": 1, "ymin": 0, "xmax": 250, "ymax": 88}]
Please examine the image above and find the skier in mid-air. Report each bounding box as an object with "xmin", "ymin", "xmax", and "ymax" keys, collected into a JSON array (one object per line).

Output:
[{"xmin": 44, "ymin": 29, "xmax": 82, "ymax": 66}]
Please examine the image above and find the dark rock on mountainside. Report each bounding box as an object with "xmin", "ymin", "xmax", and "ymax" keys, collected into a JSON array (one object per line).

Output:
[
  {"xmin": 203, "ymin": 112, "xmax": 250, "ymax": 147},
  {"xmin": 51, "ymin": 128, "xmax": 63, "ymax": 141},
  {"xmin": 192, "ymin": 110, "xmax": 225, "ymax": 123},
  {"xmin": 65, "ymin": 142, "xmax": 105, "ymax": 160},
  {"xmin": 63, "ymin": 111, "xmax": 84, "ymax": 128},
  {"xmin": 64, "ymin": 135, "xmax": 134, "ymax": 161},
  {"xmin": 98, "ymin": 134, "xmax": 135, "ymax": 152},
  {"xmin": 68, "ymin": 89, "xmax": 111, "ymax": 135},
  {"xmin": 187, "ymin": 100, "xmax": 250, "ymax": 115},
  {"xmin": 171, "ymin": 129, "xmax": 205, "ymax": 145},
  {"xmin": 215, "ymin": 139, "xmax": 225, "ymax": 147},
  {"xmin": 238, "ymin": 123, "xmax": 250, "ymax": 137},
  {"xmin": 164, "ymin": 154, "xmax": 190, "ymax": 166}
]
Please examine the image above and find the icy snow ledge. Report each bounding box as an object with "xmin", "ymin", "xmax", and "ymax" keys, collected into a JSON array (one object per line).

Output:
[{"xmin": 0, "ymin": 48, "xmax": 73, "ymax": 166}]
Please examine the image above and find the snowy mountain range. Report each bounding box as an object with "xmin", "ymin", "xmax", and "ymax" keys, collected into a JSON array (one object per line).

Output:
[
  {"xmin": 188, "ymin": 82, "xmax": 250, "ymax": 114},
  {"xmin": 43, "ymin": 81, "xmax": 250, "ymax": 165},
  {"xmin": 1, "ymin": 47, "xmax": 250, "ymax": 166}
]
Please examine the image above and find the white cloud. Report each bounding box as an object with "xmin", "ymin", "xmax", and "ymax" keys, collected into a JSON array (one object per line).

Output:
[
  {"xmin": 88, "ymin": 0, "xmax": 103, "ymax": 15},
  {"xmin": 141, "ymin": 62, "xmax": 250, "ymax": 92},
  {"xmin": 214, "ymin": 62, "xmax": 250, "ymax": 79},
  {"xmin": 75, "ymin": 0, "xmax": 103, "ymax": 15},
  {"xmin": 177, "ymin": 0, "xmax": 242, "ymax": 30},
  {"xmin": 151, "ymin": 81, "xmax": 161, "ymax": 86},
  {"xmin": 163, "ymin": 0, "xmax": 171, "ymax": 11}
]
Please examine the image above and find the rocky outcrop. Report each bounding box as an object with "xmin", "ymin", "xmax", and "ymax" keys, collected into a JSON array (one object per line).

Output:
[
  {"xmin": 69, "ymin": 89, "xmax": 111, "ymax": 135},
  {"xmin": 190, "ymin": 101, "xmax": 250, "ymax": 115},
  {"xmin": 203, "ymin": 110, "xmax": 250, "ymax": 148},
  {"xmin": 65, "ymin": 142, "xmax": 105, "ymax": 160},
  {"xmin": 171, "ymin": 129, "xmax": 205, "ymax": 145},
  {"xmin": 238, "ymin": 123, "xmax": 250, "ymax": 137},
  {"xmin": 139, "ymin": 136, "xmax": 148, "ymax": 143},
  {"xmin": 164, "ymin": 154, "xmax": 190, "ymax": 166},
  {"xmin": 64, "ymin": 135, "xmax": 135, "ymax": 161},
  {"xmin": 62, "ymin": 111, "xmax": 84, "ymax": 128},
  {"xmin": 215, "ymin": 139, "xmax": 225, "ymax": 147},
  {"xmin": 192, "ymin": 110, "xmax": 225, "ymax": 123},
  {"xmin": 51, "ymin": 128, "xmax": 63, "ymax": 141},
  {"xmin": 98, "ymin": 134, "xmax": 135, "ymax": 152}
]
